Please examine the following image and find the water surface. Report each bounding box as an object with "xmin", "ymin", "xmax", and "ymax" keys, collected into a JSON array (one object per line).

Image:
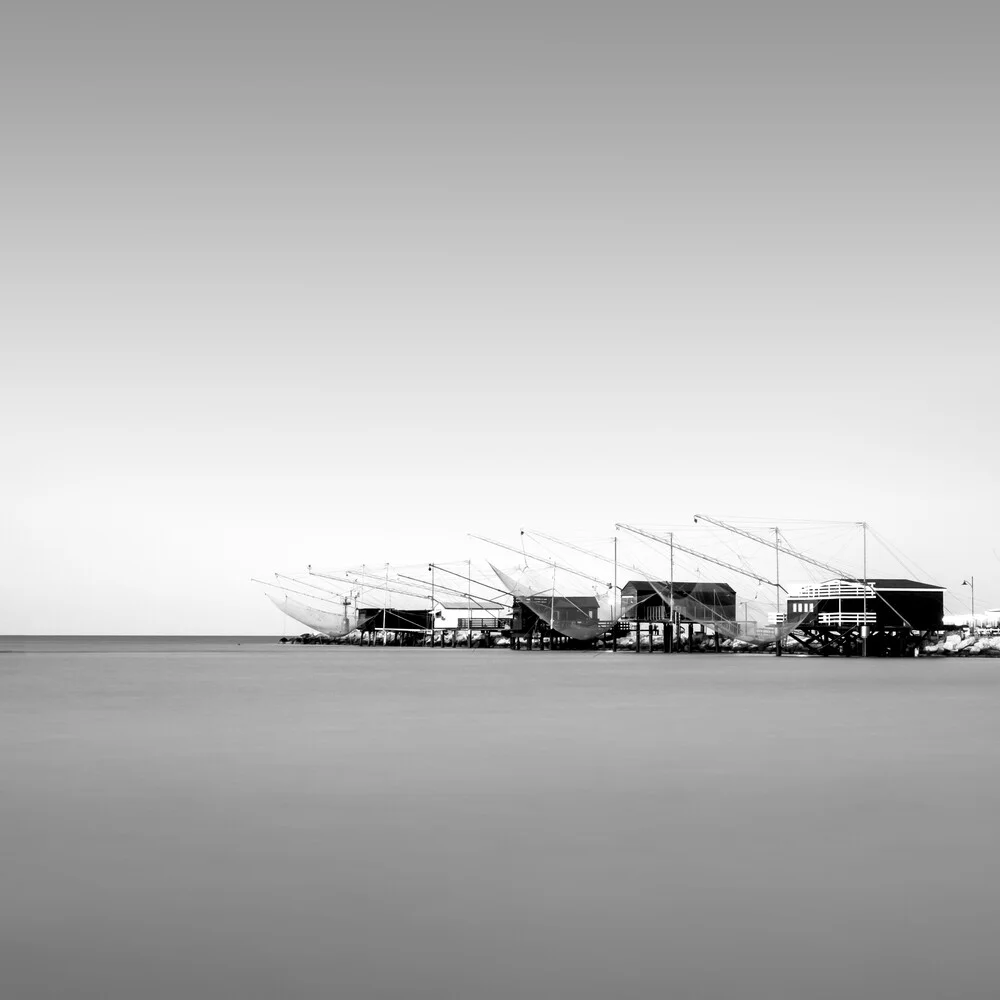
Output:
[{"xmin": 3, "ymin": 639, "xmax": 999, "ymax": 999}]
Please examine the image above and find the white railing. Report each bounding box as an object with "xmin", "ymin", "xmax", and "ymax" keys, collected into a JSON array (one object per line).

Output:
[
  {"xmin": 818, "ymin": 612, "xmax": 877, "ymax": 626},
  {"xmin": 458, "ymin": 618, "xmax": 512, "ymax": 630},
  {"xmin": 796, "ymin": 581, "xmax": 875, "ymax": 600}
]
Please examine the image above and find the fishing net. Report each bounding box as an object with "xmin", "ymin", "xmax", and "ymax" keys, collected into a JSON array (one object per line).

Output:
[
  {"xmin": 266, "ymin": 592, "xmax": 358, "ymax": 637},
  {"xmin": 515, "ymin": 527, "xmax": 805, "ymax": 648},
  {"xmin": 489, "ymin": 562, "xmax": 614, "ymax": 641}
]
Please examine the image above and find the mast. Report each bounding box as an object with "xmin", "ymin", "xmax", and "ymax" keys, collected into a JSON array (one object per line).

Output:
[
  {"xmin": 429, "ymin": 563, "xmax": 435, "ymax": 647},
  {"xmin": 862, "ymin": 521, "xmax": 868, "ymax": 657},
  {"xmin": 613, "ymin": 534, "xmax": 618, "ymax": 653},
  {"xmin": 774, "ymin": 527, "xmax": 782, "ymax": 658},
  {"xmin": 669, "ymin": 531, "xmax": 675, "ymax": 652},
  {"xmin": 383, "ymin": 562, "xmax": 389, "ymax": 646},
  {"xmin": 468, "ymin": 560, "xmax": 473, "ymax": 649}
]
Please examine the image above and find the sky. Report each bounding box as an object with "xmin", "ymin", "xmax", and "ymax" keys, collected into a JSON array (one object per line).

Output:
[{"xmin": 1, "ymin": 1, "xmax": 997, "ymax": 633}]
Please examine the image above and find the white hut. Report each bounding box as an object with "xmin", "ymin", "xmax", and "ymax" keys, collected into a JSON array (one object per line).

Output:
[{"xmin": 433, "ymin": 599, "xmax": 510, "ymax": 630}]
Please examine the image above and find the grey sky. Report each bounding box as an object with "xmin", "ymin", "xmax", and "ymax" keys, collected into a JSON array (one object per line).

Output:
[{"xmin": 2, "ymin": 1, "xmax": 997, "ymax": 632}]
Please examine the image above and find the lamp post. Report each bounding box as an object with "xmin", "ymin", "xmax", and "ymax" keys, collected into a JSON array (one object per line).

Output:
[{"xmin": 963, "ymin": 576, "xmax": 975, "ymax": 634}]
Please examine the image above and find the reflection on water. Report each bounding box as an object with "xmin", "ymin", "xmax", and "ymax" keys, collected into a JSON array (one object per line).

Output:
[{"xmin": 3, "ymin": 641, "xmax": 1000, "ymax": 999}]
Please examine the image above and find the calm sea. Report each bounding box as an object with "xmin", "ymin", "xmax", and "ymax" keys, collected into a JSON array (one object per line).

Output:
[{"xmin": 3, "ymin": 637, "xmax": 1000, "ymax": 999}]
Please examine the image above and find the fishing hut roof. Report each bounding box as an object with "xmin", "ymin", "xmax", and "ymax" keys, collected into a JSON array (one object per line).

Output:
[
  {"xmin": 622, "ymin": 580, "xmax": 737, "ymax": 594},
  {"xmin": 529, "ymin": 595, "xmax": 601, "ymax": 608},
  {"xmin": 437, "ymin": 600, "xmax": 505, "ymax": 610},
  {"xmin": 812, "ymin": 577, "xmax": 944, "ymax": 592},
  {"xmin": 356, "ymin": 593, "xmax": 429, "ymax": 611}
]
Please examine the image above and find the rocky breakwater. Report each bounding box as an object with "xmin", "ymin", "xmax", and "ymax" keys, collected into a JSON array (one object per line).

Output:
[{"xmin": 922, "ymin": 631, "xmax": 1000, "ymax": 657}]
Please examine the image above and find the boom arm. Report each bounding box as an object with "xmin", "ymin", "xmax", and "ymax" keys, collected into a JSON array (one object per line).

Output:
[
  {"xmin": 469, "ymin": 533, "xmax": 612, "ymax": 589},
  {"xmin": 692, "ymin": 513, "xmax": 859, "ymax": 582},
  {"xmin": 308, "ymin": 566, "xmax": 430, "ymax": 601},
  {"xmin": 616, "ymin": 523, "xmax": 786, "ymax": 592}
]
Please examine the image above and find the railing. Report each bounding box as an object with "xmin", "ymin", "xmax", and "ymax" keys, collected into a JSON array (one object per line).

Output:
[
  {"xmin": 457, "ymin": 618, "xmax": 512, "ymax": 630},
  {"xmin": 818, "ymin": 612, "xmax": 877, "ymax": 626},
  {"xmin": 623, "ymin": 608, "xmax": 736, "ymax": 624},
  {"xmin": 778, "ymin": 612, "xmax": 876, "ymax": 627},
  {"xmin": 796, "ymin": 582, "xmax": 875, "ymax": 600},
  {"xmin": 621, "ymin": 608, "xmax": 668, "ymax": 621}
]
